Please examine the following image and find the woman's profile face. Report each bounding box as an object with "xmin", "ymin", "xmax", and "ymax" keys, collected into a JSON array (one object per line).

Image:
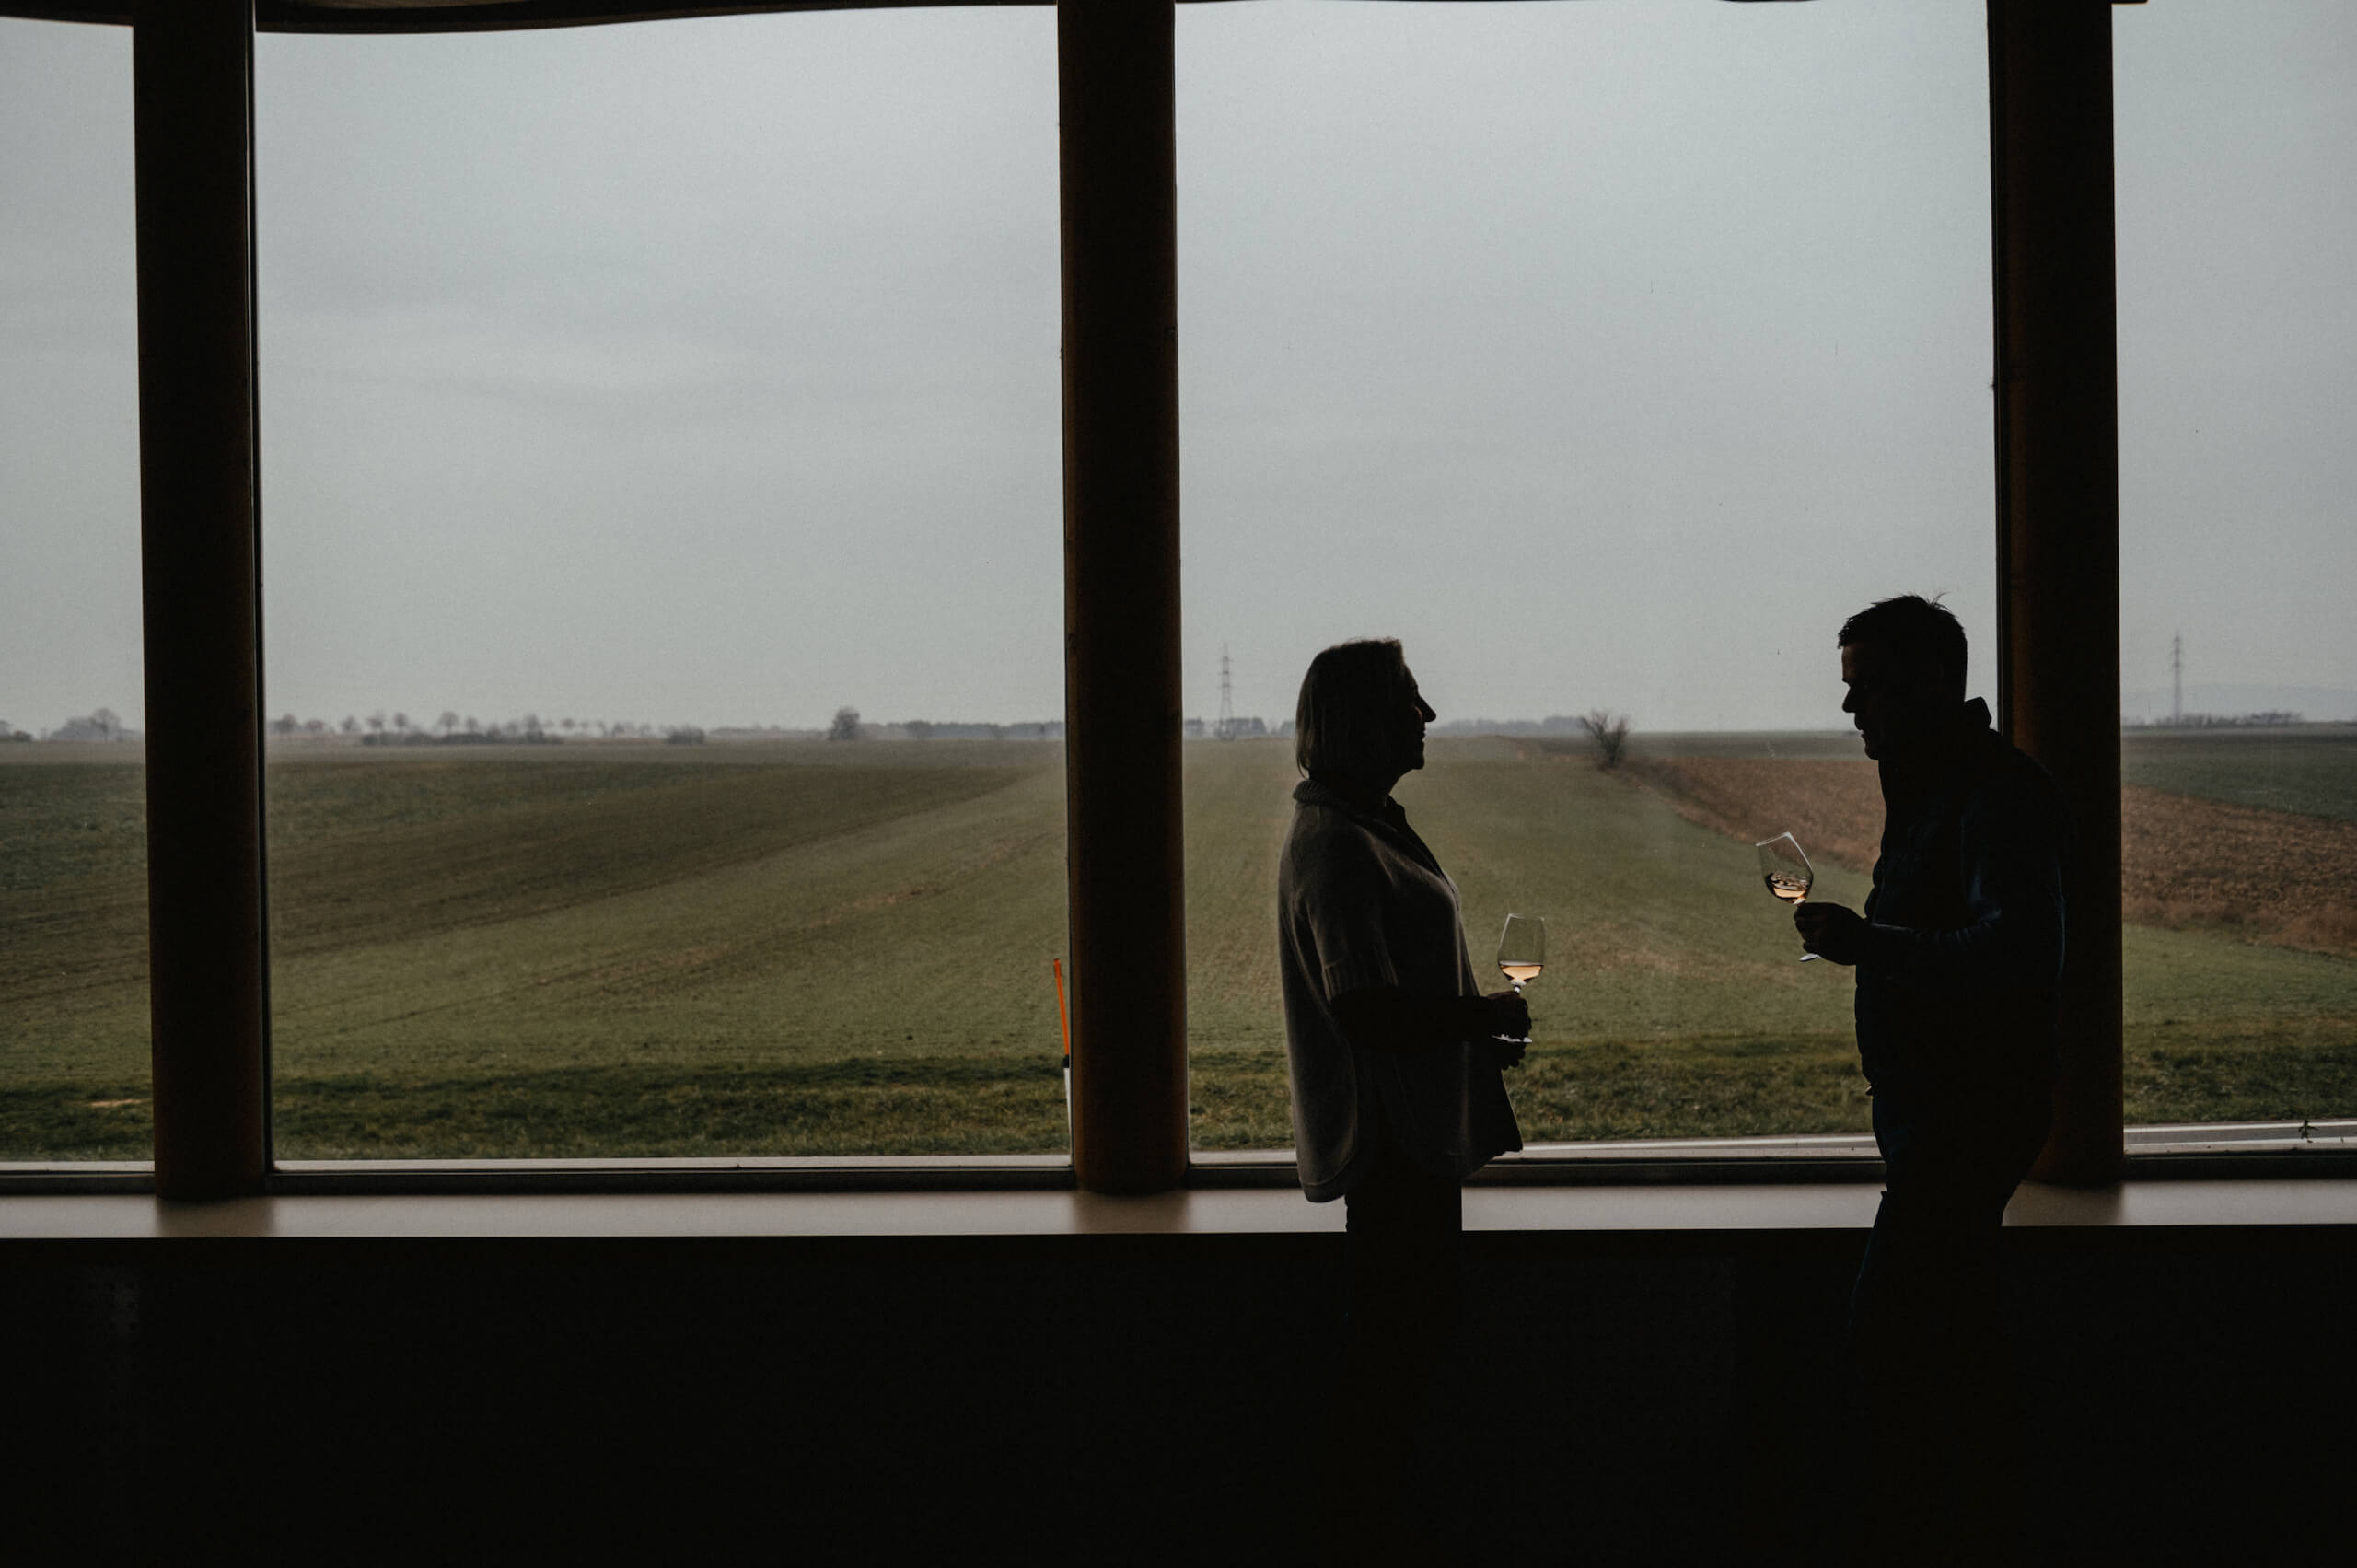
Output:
[{"xmin": 1387, "ymin": 665, "xmax": 1437, "ymax": 776}]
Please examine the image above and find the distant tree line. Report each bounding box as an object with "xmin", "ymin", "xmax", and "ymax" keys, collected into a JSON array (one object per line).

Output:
[
  {"xmin": 2124, "ymin": 711, "xmax": 2309, "ymax": 730},
  {"xmin": 261, "ymin": 710, "xmax": 689, "ymax": 744},
  {"xmin": 1430, "ymin": 713, "xmax": 1609, "ymax": 738},
  {"xmin": 1182, "ymin": 716, "xmax": 1282, "ymax": 738},
  {"xmin": 238, "ymin": 703, "xmax": 1109, "ymax": 748},
  {"xmin": 25, "ymin": 709, "xmax": 134, "ymax": 742},
  {"xmin": 830, "ymin": 707, "xmax": 1067, "ymax": 741}
]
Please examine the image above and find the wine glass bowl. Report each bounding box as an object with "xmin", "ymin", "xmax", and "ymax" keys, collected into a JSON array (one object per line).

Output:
[
  {"xmin": 1755, "ymin": 832, "xmax": 1821, "ymax": 961},
  {"xmin": 1496, "ymin": 913, "xmax": 1545, "ymax": 992},
  {"xmin": 1493, "ymin": 913, "xmax": 1544, "ymax": 1046},
  {"xmin": 1757, "ymin": 832, "xmax": 1813, "ymax": 904}
]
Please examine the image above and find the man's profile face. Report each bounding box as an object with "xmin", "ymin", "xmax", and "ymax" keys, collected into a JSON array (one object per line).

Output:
[{"xmin": 1840, "ymin": 640, "xmax": 1938, "ymax": 761}]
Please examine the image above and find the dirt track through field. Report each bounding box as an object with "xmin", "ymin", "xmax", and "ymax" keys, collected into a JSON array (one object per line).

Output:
[{"xmin": 1624, "ymin": 755, "xmax": 2357, "ymax": 958}]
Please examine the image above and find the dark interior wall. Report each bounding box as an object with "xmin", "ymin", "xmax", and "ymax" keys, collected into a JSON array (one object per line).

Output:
[{"xmin": 6, "ymin": 1225, "xmax": 2351, "ymax": 1563}]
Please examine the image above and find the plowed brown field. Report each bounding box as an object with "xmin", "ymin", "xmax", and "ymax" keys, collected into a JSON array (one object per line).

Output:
[{"xmin": 1625, "ymin": 755, "xmax": 2357, "ymax": 958}]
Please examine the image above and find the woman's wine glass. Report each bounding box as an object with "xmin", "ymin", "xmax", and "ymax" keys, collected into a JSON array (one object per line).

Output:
[
  {"xmin": 1494, "ymin": 914, "xmax": 1544, "ymax": 1043},
  {"xmin": 1755, "ymin": 832, "xmax": 1820, "ymax": 961},
  {"xmin": 1497, "ymin": 913, "xmax": 1545, "ymax": 992}
]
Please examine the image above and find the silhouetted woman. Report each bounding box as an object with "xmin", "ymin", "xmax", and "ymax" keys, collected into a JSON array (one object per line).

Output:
[{"xmin": 1276, "ymin": 637, "xmax": 1527, "ymax": 1551}]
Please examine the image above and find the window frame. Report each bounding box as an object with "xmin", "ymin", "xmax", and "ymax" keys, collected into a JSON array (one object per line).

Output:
[{"xmin": 7, "ymin": 0, "xmax": 2349, "ymax": 1198}]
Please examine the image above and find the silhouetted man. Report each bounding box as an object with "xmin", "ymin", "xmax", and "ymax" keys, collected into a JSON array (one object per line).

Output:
[{"xmin": 1794, "ymin": 595, "xmax": 2068, "ymax": 1561}]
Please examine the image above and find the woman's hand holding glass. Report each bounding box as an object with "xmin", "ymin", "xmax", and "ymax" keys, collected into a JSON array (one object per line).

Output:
[
  {"xmin": 1486, "ymin": 914, "xmax": 1544, "ymax": 1066},
  {"xmin": 1481, "ymin": 992, "xmax": 1532, "ymax": 1069}
]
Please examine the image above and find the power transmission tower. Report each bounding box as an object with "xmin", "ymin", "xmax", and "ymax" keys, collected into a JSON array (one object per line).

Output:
[
  {"xmin": 2172, "ymin": 631, "xmax": 2183, "ymax": 726},
  {"xmin": 1216, "ymin": 645, "xmax": 1237, "ymax": 741}
]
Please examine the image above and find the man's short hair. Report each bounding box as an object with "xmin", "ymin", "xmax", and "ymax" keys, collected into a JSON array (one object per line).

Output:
[
  {"xmin": 1839, "ymin": 594, "xmax": 1968, "ymax": 700},
  {"xmin": 1295, "ymin": 638, "xmax": 1409, "ymax": 779}
]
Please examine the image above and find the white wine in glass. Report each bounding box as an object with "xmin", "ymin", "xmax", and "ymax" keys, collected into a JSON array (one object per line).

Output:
[
  {"xmin": 1496, "ymin": 913, "xmax": 1546, "ymax": 991},
  {"xmin": 1494, "ymin": 913, "xmax": 1544, "ymax": 1044},
  {"xmin": 1755, "ymin": 832, "xmax": 1821, "ymax": 961}
]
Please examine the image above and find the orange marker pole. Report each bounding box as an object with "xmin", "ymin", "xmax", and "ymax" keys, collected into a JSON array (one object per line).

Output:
[{"xmin": 1052, "ymin": 958, "xmax": 1074, "ymax": 1145}]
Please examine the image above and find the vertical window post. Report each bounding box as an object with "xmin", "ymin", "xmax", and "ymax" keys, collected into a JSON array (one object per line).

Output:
[
  {"xmin": 1989, "ymin": 0, "xmax": 2125, "ymax": 1184},
  {"xmin": 134, "ymin": 0, "xmax": 269, "ymax": 1199},
  {"xmin": 1058, "ymin": 0, "xmax": 1188, "ymax": 1195}
]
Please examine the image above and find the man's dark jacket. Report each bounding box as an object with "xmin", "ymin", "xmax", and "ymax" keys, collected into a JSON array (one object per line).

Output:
[{"xmin": 1853, "ymin": 697, "xmax": 2071, "ymax": 1115}]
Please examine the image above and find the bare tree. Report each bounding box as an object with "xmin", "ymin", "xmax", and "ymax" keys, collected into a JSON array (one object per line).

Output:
[
  {"xmin": 437, "ymin": 710, "xmax": 459, "ymax": 738},
  {"xmin": 341, "ymin": 715, "xmax": 360, "ymax": 736},
  {"xmin": 392, "ymin": 712, "xmax": 410, "ymax": 736},
  {"xmin": 828, "ymin": 705, "xmax": 862, "ymax": 742},
  {"xmin": 367, "ymin": 710, "xmax": 386, "ymax": 737},
  {"xmin": 1578, "ymin": 709, "xmax": 1631, "ymax": 770}
]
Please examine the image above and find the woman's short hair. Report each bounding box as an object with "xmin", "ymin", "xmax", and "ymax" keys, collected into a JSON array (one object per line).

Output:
[{"xmin": 1295, "ymin": 638, "xmax": 1409, "ymax": 779}]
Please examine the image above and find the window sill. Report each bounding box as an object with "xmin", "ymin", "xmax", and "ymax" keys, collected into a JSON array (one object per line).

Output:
[
  {"xmin": 3, "ymin": 1121, "xmax": 2351, "ymax": 1202},
  {"xmin": 4, "ymin": 1167, "xmax": 2354, "ymax": 1244}
]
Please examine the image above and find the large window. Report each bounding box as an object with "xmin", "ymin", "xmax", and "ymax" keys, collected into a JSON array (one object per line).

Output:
[
  {"xmin": 17, "ymin": 2, "xmax": 2342, "ymax": 1183},
  {"xmin": 2113, "ymin": 0, "xmax": 2357, "ymax": 1137},
  {"xmin": 0, "ymin": 20, "xmax": 147, "ymax": 1164},
  {"xmin": 1177, "ymin": 0, "xmax": 1994, "ymax": 1150},
  {"xmin": 255, "ymin": 11, "xmax": 1068, "ymax": 1159}
]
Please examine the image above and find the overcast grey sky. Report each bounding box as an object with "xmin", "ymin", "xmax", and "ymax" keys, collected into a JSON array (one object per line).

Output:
[{"xmin": 3, "ymin": 1, "xmax": 2351, "ymax": 736}]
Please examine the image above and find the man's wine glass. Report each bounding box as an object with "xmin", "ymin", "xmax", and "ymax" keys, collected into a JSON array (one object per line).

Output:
[
  {"xmin": 1494, "ymin": 914, "xmax": 1544, "ymax": 1044},
  {"xmin": 1755, "ymin": 832, "xmax": 1821, "ymax": 961}
]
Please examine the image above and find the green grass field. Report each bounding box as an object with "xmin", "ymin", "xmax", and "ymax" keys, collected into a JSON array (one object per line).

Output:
[{"xmin": 5, "ymin": 732, "xmax": 2353, "ymax": 1159}]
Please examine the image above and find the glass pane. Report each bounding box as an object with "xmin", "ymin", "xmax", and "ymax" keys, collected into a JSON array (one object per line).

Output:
[
  {"xmin": 256, "ymin": 12, "xmax": 1065, "ymax": 1158},
  {"xmin": 2116, "ymin": 1, "xmax": 2357, "ymax": 1139},
  {"xmin": 1179, "ymin": 1, "xmax": 1994, "ymax": 1150},
  {"xmin": 0, "ymin": 20, "xmax": 148, "ymax": 1164}
]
